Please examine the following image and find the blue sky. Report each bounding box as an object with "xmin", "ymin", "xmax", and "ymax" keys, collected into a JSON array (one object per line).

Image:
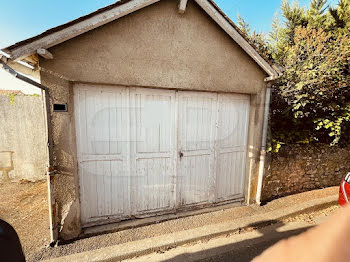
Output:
[{"xmin": 0, "ymin": 0, "xmax": 338, "ymax": 48}]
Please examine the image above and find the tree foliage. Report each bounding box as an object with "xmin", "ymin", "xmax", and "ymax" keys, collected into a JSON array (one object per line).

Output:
[
  {"xmin": 238, "ymin": 0, "xmax": 350, "ymax": 151},
  {"xmin": 237, "ymin": 14, "xmax": 272, "ymax": 60}
]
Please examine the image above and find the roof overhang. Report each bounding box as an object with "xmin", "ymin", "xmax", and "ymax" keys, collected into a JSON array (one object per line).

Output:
[
  {"xmin": 0, "ymin": 51, "xmax": 39, "ymax": 79},
  {"xmin": 1, "ymin": 0, "xmax": 281, "ymax": 78}
]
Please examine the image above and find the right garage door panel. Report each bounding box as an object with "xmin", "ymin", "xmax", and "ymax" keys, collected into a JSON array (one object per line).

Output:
[
  {"xmin": 216, "ymin": 94, "xmax": 250, "ymax": 201},
  {"xmin": 176, "ymin": 92, "xmax": 250, "ymax": 207}
]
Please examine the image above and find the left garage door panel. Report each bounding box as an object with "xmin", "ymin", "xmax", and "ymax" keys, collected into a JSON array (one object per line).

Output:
[
  {"xmin": 75, "ymin": 85, "xmax": 131, "ymax": 224},
  {"xmin": 130, "ymin": 88, "xmax": 176, "ymax": 215}
]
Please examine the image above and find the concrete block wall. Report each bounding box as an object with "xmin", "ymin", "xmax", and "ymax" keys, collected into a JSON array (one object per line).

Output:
[{"xmin": 0, "ymin": 94, "xmax": 47, "ymax": 181}]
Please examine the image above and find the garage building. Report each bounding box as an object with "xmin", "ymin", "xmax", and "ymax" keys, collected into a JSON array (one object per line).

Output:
[{"xmin": 1, "ymin": 0, "xmax": 281, "ymax": 241}]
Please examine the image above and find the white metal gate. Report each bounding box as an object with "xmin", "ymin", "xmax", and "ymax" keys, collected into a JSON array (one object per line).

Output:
[{"xmin": 74, "ymin": 84, "xmax": 250, "ymax": 225}]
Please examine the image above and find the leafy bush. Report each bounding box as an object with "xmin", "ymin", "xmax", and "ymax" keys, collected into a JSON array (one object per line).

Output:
[{"xmin": 238, "ymin": 0, "xmax": 350, "ymax": 150}]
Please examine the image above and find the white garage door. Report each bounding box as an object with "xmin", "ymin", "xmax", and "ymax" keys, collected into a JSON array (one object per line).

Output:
[
  {"xmin": 129, "ymin": 88, "xmax": 176, "ymax": 215},
  {"xmin": 216, "ymin": 94, "xmax": 250, "ymax": 201},
  {"xmin": 74, "ymin": 86, "xmax": 131, "ymax": 224},
  {"xmin": 177, "ymin": 91, "xmax": 217, "ymax": 206},
  {"xmin": 74, "ymin": 84, "xmax": 250, "ymax": 225}
]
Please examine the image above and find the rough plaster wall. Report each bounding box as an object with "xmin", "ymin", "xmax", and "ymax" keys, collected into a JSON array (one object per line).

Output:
[
  {"xmin": 40, "ymin": 71, "xmax": 81, "ymax": 240},
  {"xmin": 0, "ymin": 95, "xmax": 47, "ymax": 181},
  {"xmin": 39, "ymin": 0, "xmax": 268, "ymax": 240},
  {"xmin": 262, "ymin": 144, "xmax": 350, "ymax": 201},
  {"xmin": 246, "ymin": 91, "xmax": 265, "ymax": 203}
]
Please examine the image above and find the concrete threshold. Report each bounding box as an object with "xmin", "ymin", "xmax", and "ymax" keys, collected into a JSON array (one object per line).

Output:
[
  {"xmin": 83, "ymin": 200, "xmax": 243, "ymax": 236},
  {"xmin": 45, "ymin": 194, "xmax": 337, "ymax": 262}
]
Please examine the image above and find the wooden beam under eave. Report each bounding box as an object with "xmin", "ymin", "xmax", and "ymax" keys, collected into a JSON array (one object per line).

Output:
[
  {"xmin": 178, "ymin": 0, "xmax": 188, "ymax": 14},
  {"xmin": 37, "ymin": 48, "xmax": 53, "ymax": 59},
  {"xmin": 7, "ymin": 60, "xmax": 40, "ymax": 79},
  {"xmin": 23, "ymin": 54, "xmax": 39, "ymax": 65}
]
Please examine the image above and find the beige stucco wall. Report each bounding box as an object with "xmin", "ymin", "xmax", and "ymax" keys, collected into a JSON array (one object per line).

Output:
[
  {"xmin": 40, "ymin": 0, "xmax": 267, "ymax": 93},
  {"xmin": 39, "ymin": 73, "xmax": 81, "ymax": 239},
  {"xmin": 0, "ymin": 94, "xmax": 47, "ymax": 181},
  {"xmin": 39, "ymin": 0, "xmax": 267, "ymax": 240}
]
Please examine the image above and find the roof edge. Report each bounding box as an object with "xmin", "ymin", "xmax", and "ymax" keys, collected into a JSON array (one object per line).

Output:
[
  {"xmin": 2, "ymin": 0, "xmax": 161, "ymax": 61},
  {"xmin": 2, "ymin": 0, "xmax": 280, "ymax": 77},
  {"xmin": 204, "ymin": 0, "xmax": 281, "ymax": 76}
]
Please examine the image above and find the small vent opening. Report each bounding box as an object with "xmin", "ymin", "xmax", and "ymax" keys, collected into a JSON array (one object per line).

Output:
[{"xmin": 53, "ymin": 104, "xmax": 67, "ymax": 112}]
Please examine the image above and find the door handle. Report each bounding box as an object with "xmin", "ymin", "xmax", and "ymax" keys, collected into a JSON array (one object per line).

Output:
[{"xmin": 179, "ymin": 151, "xmax": 184, "ymax": 159}]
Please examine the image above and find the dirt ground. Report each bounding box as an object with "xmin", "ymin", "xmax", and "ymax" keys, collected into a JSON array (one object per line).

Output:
[
  {"xmin": 282, "ymin": 205, "xmax": 340, "ymax": 224},
  {"xmin": 0, "ymin": 180, "xmax": 50, "ymax": 262}
]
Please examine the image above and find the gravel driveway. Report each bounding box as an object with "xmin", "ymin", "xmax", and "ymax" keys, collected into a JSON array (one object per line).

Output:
[{"xmin": 0, "ymin": 180, "xmax": 50, "ymax": 262}]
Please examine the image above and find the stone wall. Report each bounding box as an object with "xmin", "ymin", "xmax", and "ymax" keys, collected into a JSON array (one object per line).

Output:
[
  {"xmin": 262, "ymin": 144, "xmax": 350, "ymax": 201},
  {"xmin": 0, "ymin": 94, "xmax": 47, "ymax": 181}
]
